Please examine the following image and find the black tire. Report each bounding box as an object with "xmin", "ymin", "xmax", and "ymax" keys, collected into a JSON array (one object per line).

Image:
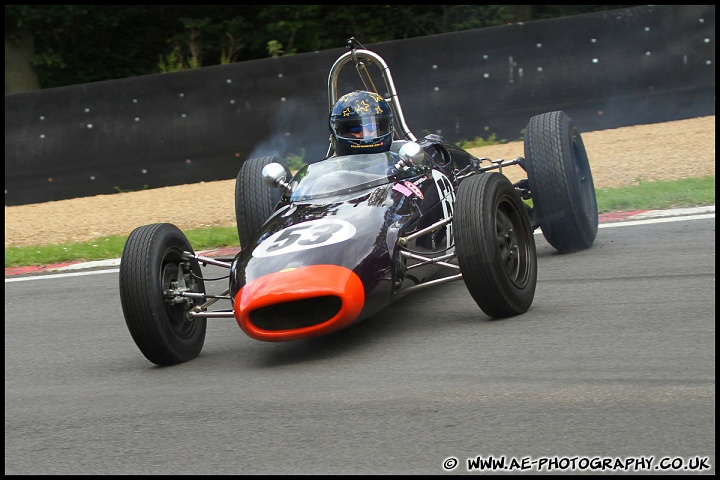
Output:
[
  {"xmin": 119, "ymin": 223, "xmax": 207, "ymax": 366},
  {"xmin": 235, "ymin": 156, "xmax": 290, "ymax": 250},
  {"xmin": 455, "ymin": 172, "xmax": 537, "ymax": 318},
  {"xmin": 524, "ymin": 111, "xmax": 598, "ymax": 253}
]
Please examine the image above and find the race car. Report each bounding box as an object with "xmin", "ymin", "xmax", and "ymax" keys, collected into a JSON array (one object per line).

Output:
[{"xmin": 119, "ymin": 38, "xmax": 598, "ymax": 366}]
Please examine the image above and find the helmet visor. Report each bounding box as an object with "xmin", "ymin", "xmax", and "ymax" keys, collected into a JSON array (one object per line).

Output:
[{"xmin": 334, "ymin": 116, "xmax": 391, "ymax": 140}]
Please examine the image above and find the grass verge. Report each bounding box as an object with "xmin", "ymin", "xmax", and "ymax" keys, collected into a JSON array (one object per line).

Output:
[{"xmin": 4, "ymin": 175, "xmax": 715, "ymax": 268}]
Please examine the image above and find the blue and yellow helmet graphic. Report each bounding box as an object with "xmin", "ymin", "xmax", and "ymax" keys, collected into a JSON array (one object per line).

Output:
[{"xmin": 330, "ymin": 91, "xmax": 394, "ymax": 156}]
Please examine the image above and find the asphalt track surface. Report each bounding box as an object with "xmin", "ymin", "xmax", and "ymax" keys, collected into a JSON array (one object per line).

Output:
[{"xmin": 4, "ymin": 207, "xmax": 715, "ymax": 474}]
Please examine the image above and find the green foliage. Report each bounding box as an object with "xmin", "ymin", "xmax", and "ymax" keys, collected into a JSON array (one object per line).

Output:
[
  {"xmin": 456, "ymin": 133, "xmax": 508, "ymax": 149},
  {"xmin": 285, "ymin": 149, "xmax": 307, "ymax": 172},
  {"xmin": 113, "ymin": 185, "xmax": 148, "ymax": 194},
  {"xmin": 595, "ymin": 176, "xmax": 715, "ymax": 213},
  {"xmin": 5, "ymin": 235, "xmax": 128, "ymax": 268},
  {"xmin": 267, "ymin": 40, "xmax": 289, "ymax": 58},
  {"xmin": 5, "ymin": 227, "xmax": 240, "ymax": 268},
  {"xmin": 184, "ymin": 227, "xmax": 240, "ymax": 250},
  {"xmin": 220, "ymin": 33, "xmax": 244, "ymax": 64},
  {"xmin": 158, "ymin": 48, "xmax": 187, "ymax": 73},
  {"xmin": 4, "ymin": 5, "xmax": 643, "ymax": 89}
]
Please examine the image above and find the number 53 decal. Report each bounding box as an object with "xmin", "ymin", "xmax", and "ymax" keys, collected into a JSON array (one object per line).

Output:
[{"xmin": 252, "ymin": 219, "xmax": 357, "ymax": 258}]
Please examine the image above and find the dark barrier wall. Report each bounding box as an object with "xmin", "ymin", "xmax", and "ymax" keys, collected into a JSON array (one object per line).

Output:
[{"xmin": 4, "ymin": 5, "xmax": 715, "ymax": 206}]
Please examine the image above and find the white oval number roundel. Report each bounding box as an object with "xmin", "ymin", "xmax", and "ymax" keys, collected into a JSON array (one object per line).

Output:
[{"xmin": 252, "ymin": 218, "xmax": 357, "ymax": 258}]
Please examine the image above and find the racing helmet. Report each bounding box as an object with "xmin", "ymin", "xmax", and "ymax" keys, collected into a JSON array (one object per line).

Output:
[{"xmin": 329, "ymin": 90, "xmax": 394, "ymax": 155}]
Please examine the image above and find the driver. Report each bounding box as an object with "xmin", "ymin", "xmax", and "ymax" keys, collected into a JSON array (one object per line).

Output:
[{"xmin": 329, "ymin": 90, "xmax": 394, "ymax": 156}]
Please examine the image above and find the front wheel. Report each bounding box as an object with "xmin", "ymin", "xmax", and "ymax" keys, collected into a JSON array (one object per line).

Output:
[
  {"xmin": 454, "ymin": 172, "xmax": 537, "ymax": 318},
  {"xmin": 119, "ymin": 223, "xmax": 207, "ymax": 366},
  {"xmin": 235, "ymin": 156, "xmax": 290, "ymax": 250},
  {"xmin": 524, "ymin": 110, "xmax": 598, "ymax": 253}
]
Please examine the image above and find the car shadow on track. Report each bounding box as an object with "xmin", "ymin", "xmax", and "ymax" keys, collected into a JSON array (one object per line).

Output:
[{"xmin": 205, "ymin": 282, "xmax": 522, "ymax": 369}]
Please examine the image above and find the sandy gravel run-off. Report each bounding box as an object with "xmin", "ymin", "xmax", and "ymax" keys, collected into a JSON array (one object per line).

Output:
[{"xmin": 4, "ymin": 115, "xmax": 715, "ymax": 248}]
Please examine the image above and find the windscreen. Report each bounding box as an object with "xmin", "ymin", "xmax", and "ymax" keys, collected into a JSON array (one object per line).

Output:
[{"xmin": 289, "ymin": 152, "xmax": 412, "ymax": 201}]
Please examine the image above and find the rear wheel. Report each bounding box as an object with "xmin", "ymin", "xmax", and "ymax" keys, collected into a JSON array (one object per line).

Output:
[
  {"xmin": 235, "ymin": 156, "xmax": 290, "ymax": 250},
  {"xmin": 119, "ymin": 223, "xmax": 206, "ymax": 366},
  {"xmin": 455, "ymin": 172, "xmax": 537, "ymax": 318},
  {"xmin": 524, "ymin": 110, "xmax": 598, "ymax": 253}
]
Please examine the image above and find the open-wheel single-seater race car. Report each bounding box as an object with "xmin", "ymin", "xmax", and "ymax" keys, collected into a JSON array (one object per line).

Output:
[{"xmin": 119, "ymin": 38, "xmax": 598, "ymax": 366}]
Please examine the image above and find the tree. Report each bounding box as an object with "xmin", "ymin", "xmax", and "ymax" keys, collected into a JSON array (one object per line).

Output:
[
  {"xmin": 5, "ymin": 23, "xmax": 39, "ymax": 93},
  {"xmin": 5, "ymin": 5, "xmax": 205, "ymax": 92},
  {"xmin": 5, "ymin": 5, "xmax": 640, "ymax": 94}
]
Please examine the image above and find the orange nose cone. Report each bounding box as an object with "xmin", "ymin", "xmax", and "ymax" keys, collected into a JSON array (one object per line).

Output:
[{"xmin": 234, "ymin": 265, "xmax": 365, "ymax": 341}]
